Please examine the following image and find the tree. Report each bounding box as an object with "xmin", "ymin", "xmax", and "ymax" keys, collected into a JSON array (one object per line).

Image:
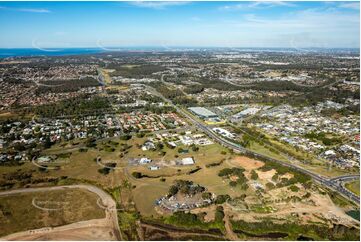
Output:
[
  {"xmin": 136, "ymin": 132, "xmax": 145, "ymax": 138},
  {"xmin": 229, "ymin": 181, "xmax": 237, "ymax": 187},
  {"xmin": 201, "ymin": 192, "xmax": 212, "ymax": 200},
  {"xmin": 191, "ymin": 144, "xmax": 199, "ymax": 152},
  {"xmin": 214, "ymin": 206, "xmax": 225, "ymax": 222},
  {"xmin": 85, "ymin": 138, "xmax": 96, "ymax": 148},
  {"xmin": 43, "ymin": 137, "xmax": 53, "ymax": 149},
  {"xmin": 289, "ymin": 185, "xmax": 300, "ymax": 192},
  {"xmin": 215, "ymin": 194, "xmax": 230, "ymax": 204},
  {"xmin": 120, "ymin": 134, "xmax": 132, "ymax": 141},
  {"xmin": 132, "ymin": 172, "xmax": 142, "ymax": 178},
  {"xmin": 250, "ymin": 170, "xmax": 259, "ymax": 180},
  {"xmin": 168, "ymin": 185, "xmax": 179, "ymax": 196},
  {"xmin": 156, "ymin": 143, "xmax": 164, "ymax": 150},
  {"xmin": 266, "ymin": 182, "xmax": 275, "ymax": 190}
]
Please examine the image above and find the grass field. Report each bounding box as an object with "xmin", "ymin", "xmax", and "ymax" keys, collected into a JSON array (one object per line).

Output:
[
  {"xmin": 0, "ymin": 134, "xmax": 229, "ymax": 191},
  {"xmin": 0, "ymin": 188, "xmax": 105, "ymax": 237},
  {"xmin": 126, "ymin": 140, "xmax": 235, "ymax": 216},
  {"xmin": 249, "ymin": 142, "xmax": 288, "ymax": 162},
  {"xmin": 129, "ymin": 153, "xmax": 268, "ymax": 216},
  {"xmin": 345, "ymin": 180, "xmax": 360, "ymax": 196}
]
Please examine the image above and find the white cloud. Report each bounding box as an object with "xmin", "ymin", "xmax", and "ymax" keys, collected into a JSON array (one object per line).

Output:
[
  {"xmin": 239, "ymin": 8, "xmax": 359, "ymax": 31},
  {"xmin": 17, "ymin": 8, "xmax": 51, "ymax": 13},
  {"xmin": 338, "ymin": 2, "xmax": 360, "ymax": 10},
  {"xmin": 129, "ymin": 1, "xmax": 189, "ymax": 10},
  {"xmin": 0, "ymin": 6, "xmax": 51, "ymax": 13},
  {"xmin": 211, "ymin": 7, "xmax": 359, "ymax": 48},
  {"xmin": 219, "ymin": 1, "xmax": 296, "ymax": 11}
]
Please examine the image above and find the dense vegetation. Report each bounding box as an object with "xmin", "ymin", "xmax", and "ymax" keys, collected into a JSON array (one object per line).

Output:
[
  {"xmin": 28, "ymin": 95, "xmax": 111, "ymax": 117},
  {"xmin": 231, "ymin": 219, "xmax": 360, "ymax": 241},
  {"xmin": 305, "ymin": 132, "xmax": 342, "ymax": 146},
  {"xmin": 164, "ymin": 211, "xmax": 224, "ymax": 231},
  {"xmin": 35, "ymin": 77, "xmax": 99, "ymax": 94},
  {"xmin": 150, "ymin": 82, "xmax": 198, "ymax": 106},
  {"xmin": 168, "ymin": 180, "xmax": 205, "ymax": 196},
  {"xmin": 109, "ymin": 64, "xmax": 166, "ymax": 78},
  {"xmin": 218, "ymin": 167, "xmax": 248, "ymax": 189}
]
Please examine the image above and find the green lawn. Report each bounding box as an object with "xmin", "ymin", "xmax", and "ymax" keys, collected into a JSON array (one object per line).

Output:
[{"xmin": 345, "ymin": 180, "xmax": 360, "ymax": 196}]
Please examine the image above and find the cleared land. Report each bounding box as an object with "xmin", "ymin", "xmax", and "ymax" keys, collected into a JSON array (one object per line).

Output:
[
  {"xmin": 228, "ymin": 156, "xmax": 264, "ymax": 170},
  {"xmin": 0, "ymin": 188, "xmax": 105, "ymax": 237},
  {"xmin": 2, "ymin": 219, "xmax": 116, "ymax": 241}
]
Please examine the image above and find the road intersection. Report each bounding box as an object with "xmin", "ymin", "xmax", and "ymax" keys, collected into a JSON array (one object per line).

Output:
[{"xmin": 147, "ymin": 80, "xmax": 360, "ymax": 205}]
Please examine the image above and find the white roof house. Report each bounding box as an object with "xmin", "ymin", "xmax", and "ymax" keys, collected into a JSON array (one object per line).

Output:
[
  {"xmin": 324, "ymin": 150, "xmax": 336, "ymax": 156},
  {"xmin": 139, "ymin": 157, "xmax": 152, "ymax": 164},
  {"xmin": 142, "ymin": 141, "xmax": 155, "ymax": 151},
  {"xmin": 149, "ymin": 165, "xmax": 160, "ymax": 171},
  {"xmin": 38, "ymin": 156, "xmax": 52, "ymax": 163},
  {"xmin": 181, "ymin": 157, "xmax": 195, "ymax": 165}
]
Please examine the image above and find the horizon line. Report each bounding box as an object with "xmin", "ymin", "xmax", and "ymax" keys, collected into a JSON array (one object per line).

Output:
[{"xmin": 0, "ymin": 46, "xmax": 360, "ymax": 50}]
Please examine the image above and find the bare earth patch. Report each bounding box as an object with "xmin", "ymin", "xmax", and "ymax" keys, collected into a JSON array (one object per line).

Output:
[
  {"xmin": 256, "ymin": 169, "xmax": 277, "ymax": 180},
  {"xmin": 230, "ymin": 175, "xmax": 239, "ymax": 182},
  {"xmin": 229, "ymin": 156, "xmax": 264, "ymax": 170},
  {"xmin": 280, "ymin": 172, "xmax": 294, "ymax": 180},
  {"xmin": 2, "ymin": 219, "xmax": 117, "ymax": 241}
]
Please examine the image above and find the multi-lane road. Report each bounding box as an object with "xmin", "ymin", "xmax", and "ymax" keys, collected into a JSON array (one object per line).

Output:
[{"xmin": 147, "ymin": 81, "xmax": 360, "ymax": 204}]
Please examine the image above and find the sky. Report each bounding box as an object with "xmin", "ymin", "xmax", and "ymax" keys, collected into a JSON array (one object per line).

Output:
[{"xmin": 0, "ymin": 1, "xmax": 359, "ymax": 48}]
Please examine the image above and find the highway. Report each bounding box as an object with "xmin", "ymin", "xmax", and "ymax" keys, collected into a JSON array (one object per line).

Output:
[
  {"xmin": 147, "ymin": 80, "xmax": 360, "ymax": 204},
  {"xmin": 330, "ymin": 175, "xmax": 360, "ymax": 183}
]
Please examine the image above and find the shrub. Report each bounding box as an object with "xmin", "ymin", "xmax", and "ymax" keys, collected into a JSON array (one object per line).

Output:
[
  {"xmin": 215, "ymin": 194, "xmax": 230, "ymax": 204},
  {"xmin": 250, "ymin": 170, "xmax": 259, "ymax": 180},
  {"xmin": 120, "ymin": 134, "xmax": 132, "ymax": 140},
  {"xmin": 132, "ymin": 172, "xmax": 142, "ymax": 178},
  {"xmin": 289, "ymin": 185, "xmax": 300, "ymax": 192},
  {"xmin": 215, "ymin": 206, "xmax": 225, "ymax": 222}
]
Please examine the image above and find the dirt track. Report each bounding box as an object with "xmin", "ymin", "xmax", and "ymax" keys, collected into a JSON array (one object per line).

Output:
[
  {"xmin": 0, "ymin": 185, "xmax": 121, "ymax": 241},
  {"xmin": 223, "ymin": 210, "xmax": 239, "ymax": 241}
]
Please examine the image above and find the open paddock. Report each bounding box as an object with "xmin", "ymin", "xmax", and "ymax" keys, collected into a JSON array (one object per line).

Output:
[{"xmin": 0, "ymin": 188, "xmax": 105, "ymax": 238}]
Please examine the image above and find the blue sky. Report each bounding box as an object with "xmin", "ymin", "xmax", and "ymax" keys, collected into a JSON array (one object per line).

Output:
[{"xmin": 0, "ymin": 1, "xmax": 359, "ymax": 48}]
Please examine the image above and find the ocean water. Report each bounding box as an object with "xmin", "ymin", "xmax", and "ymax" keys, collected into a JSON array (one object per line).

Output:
[
  {"xmin": 0, "ymin": 47, "xmax": 359, "ymax": 58},
  {"xmin": 0, "ymin": 48, "xmax": 105, "ymax": 58}
]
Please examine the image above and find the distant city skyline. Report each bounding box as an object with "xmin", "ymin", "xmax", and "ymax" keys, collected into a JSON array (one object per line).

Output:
[{"xmin": 0, "ymin": 1, "xmax": 359, "ymax": 48}]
